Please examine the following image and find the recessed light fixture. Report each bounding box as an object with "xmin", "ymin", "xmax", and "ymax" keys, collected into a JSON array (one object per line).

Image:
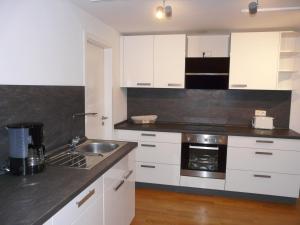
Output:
[{"xmin": 156, "ymin": 0, "xmax": 172, "ymax": 20}]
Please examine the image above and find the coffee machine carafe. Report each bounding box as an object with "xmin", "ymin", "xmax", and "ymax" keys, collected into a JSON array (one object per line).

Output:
[{"xmin": 7, "ymin": 123, "xmax": 45, "ymax": 175}]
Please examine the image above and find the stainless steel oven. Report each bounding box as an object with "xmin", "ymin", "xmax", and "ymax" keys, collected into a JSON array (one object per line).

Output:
[{"xmin": 181, "ymin": 133, "xmax": 227, "ymax": 179}]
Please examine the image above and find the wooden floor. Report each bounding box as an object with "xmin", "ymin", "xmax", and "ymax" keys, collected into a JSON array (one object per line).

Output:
[{"xmin": 131, "ymin": 188, "xmax": 300, "ymax": 225}]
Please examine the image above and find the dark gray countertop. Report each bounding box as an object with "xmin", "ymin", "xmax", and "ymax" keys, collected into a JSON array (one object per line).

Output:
[
  {"xmin": 0, "ymin": 142, "xmax": 137, "ymax": 225},
  {"xmin": 114, "ymin": 120, "xmax": 300, "ymax": 140}
]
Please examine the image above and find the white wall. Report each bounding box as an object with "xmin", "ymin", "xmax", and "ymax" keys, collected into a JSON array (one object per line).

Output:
[
  {"xmin": 290, "ymin": 54, "xmax": 300, "ymax": 132},
  {"xmin": 0, "ymin": 0, "xmax": 127, "ymax": 123}
]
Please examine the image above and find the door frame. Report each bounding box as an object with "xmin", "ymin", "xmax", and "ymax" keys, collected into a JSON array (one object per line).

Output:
[{"xmin": 83, "ymin": 32, "xmax": 113, "ymax": 139}]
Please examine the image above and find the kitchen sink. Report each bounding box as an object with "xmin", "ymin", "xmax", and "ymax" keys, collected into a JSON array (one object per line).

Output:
[
  {"xmin": 75, "ymin": 142, "xmax": 119, "ymax": 155},
  {"xmin": 46, "ymin": 139, "xmax": 126, "ymax": 170}
]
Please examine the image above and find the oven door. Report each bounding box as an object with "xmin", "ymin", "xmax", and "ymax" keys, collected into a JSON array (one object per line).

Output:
[{"xmin": 181, "ymin": 142, "xmax": 227, "ymax": 179}]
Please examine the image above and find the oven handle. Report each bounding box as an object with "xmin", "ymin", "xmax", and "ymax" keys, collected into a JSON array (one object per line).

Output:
[{"xmin": 188, "ymin": 145, "xmax": 219, "ymax": 151}]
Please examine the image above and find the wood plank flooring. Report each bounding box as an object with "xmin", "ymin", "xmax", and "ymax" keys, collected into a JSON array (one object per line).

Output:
[{"xmin": 131, "ymin": 188, "xmax": 300, "ymax": 225}]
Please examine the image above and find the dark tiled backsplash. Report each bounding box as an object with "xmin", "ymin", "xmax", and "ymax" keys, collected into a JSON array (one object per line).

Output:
[
  {"xmin": 127, "ymin": 88, "xmax": 291, "ymax": 128},
  {"xmin": 0, "ymin": 85, "xmax": 85, "ymax": 163}
]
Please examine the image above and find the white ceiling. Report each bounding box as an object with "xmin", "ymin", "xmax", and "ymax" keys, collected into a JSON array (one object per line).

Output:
[{"xmin": 71, "ymin": 0, "xmax": 300, "ymax": 34}]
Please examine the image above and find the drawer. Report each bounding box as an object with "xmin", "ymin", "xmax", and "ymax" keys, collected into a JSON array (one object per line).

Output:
[
  {"xmin": 136, "ymin": 162, "xmax": 180, "ymax": 186},
  {"xmin": 52, "ymin": 178, "xmax": 102, "ymax": 225},
  {"xmin": 138, "ymin": 131, "xmax": 181, "ymax": 143},
  {"xmin": 136, "ymin": 142, "xmax": 181, "ymax": 165},
  {"xmin": 228, "ymin": 136, "xmax": 300, "ymax": 151},
  {"xmin": 227, "ymin": 147, "xmax": 300, "ymax": 174},
  {"xmin": 225, "ymin": 170, "xmax": 300, "ymax": 198},
  {"xmin": 114, "ymin": 130, "xmax": 139, "ymax": 141},
  {"xmin": 180, "ymin": 176, "xmax": 225, "ymax": 190}
]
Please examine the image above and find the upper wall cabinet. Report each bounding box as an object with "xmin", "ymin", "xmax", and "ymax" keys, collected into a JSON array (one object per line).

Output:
[
  {"xmin": 121, "ymin": 35, "xmax": 154, "ymax": 88},
  {"xmin": 154, "ymin": 35, "xmax": 186, "ymax": 88},
  {"xmin": 229, "ymin": 32, "xmax": 281, "ymax": 90},
  {"xmin": 120, "ymin": 34, "xmax": 186, "ymax": 88},
  {"xmin": 187, "ymin": 35, "xmax": 230, "ymax": 57}
]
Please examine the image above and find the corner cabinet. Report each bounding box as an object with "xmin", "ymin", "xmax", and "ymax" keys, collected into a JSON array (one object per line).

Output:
[
  {"xmin": 229, "ymin": 31, "xmax": 300, "ymax": 90},
  {"xmin": 120, "ymin": 34, "xmax": 186, "ymax": 88}
]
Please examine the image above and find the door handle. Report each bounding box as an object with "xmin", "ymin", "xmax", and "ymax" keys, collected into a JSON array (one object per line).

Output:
[
  {"xmin": 141, "ymin": 133, "xmax": 156, "ymax": 137},
  {"xmin": 189, "ymin": 145, "xmax": 219, "ymax": 151},
  {"xmin": 141, "ymin": 165, "xmax": 156, "ymax": 169},
  {"xmin": 256, "ymin": 140, "xmax": 274, "ymax": 144},
  {"xmin": 141, "ymin": 144, "xmax": 156, "ymax": 148},
  {"xmin": 168, "ymin": 83, "xmax": 182, "ymax": 87},
  {"xmin": 255, "ymin": 151, "xmax": 273, "ymax": 155},
  {"xmin": 101, "ymin": 116, "xmax": 108, "ymax": 120},
  {"xmin": 253, "ymin": 174, "xmax": 271, "ymax": 179},
  {"xmin": 76, "ymin": 189, "xmax": 95, "ymax": 208},
  {"xmin": 124, "ymin": 170, "xmax": 133, "ymax": 179},
  {"xmin": 114, "ymin": 180, "xmax": 125, "ymax": 191},
  {"xmin": 137, "ymin": 83, "xmax": 151, "ymax": 86},
  {"xmin": 231, "ymin": 84, "xmax": 247, "ymax": 88}
]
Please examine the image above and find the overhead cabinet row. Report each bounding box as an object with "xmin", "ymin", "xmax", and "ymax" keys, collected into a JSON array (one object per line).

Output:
[
  {"xmin": 120, "ymin": 32, "xmax": 299, "ymax": 90},
  {"xmin": 120, "ymin": 34, "xmax": 186, "ymax": 88}
]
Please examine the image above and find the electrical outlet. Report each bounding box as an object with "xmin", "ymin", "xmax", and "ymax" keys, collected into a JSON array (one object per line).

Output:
[{"xmin": 255, "ymin": 110, "xmax": 266, "ymax": 116}]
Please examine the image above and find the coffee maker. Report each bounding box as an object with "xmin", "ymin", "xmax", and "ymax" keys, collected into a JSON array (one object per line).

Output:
[{"xmin": 7, "ymin": 123, "xmax": 45, "ymax": 176}]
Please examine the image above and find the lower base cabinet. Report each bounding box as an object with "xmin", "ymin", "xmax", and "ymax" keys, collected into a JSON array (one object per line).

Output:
[
  {"xmin": 44, "ymin": 151, "xmax": 135, "ymax": 225},
  {"xmin": 104, "ymin": 151, "xmax": 135, "ymax": 225}
]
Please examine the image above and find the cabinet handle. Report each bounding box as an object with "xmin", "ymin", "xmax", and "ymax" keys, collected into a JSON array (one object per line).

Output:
[
  {"xmin": 137, "ymin": 83, "xmax": 151, "ymax": 86},
  {"xmin": 76, "ymin": 189, "xmax": 95, "ymax": 208},
  {"xmin": 256, "ymin": 140, "xmax": 274, "ymax": 144},
  {"xmin": 253, "ymin": 174, "xmax": 272, "ymax": 179},
  {"xmin": 168, "ymin": 83, "xmax": 181, "ymax": 87},
  {"xmin": 231, "ymin": 84, "xmax": 247, "ymax": 88},
  {"xmin": 124, "ymin": 170, "xmax": 133, "ymax": 179},
  {"xmin": 114, "ymin": 180, "xmax": 125, "ymax": 192},
  {"xmin": 255, "ymin": 151, "xmax": 273, "ymax": 155},
  {"xmin": 141, "ymin": 144, "xmax": 156, "ymax": 148},
  {"xmin": 141, "ymin": 165, "xmax": 156, "ymax": 169},
  {"xmin": 141, "ymin": 133, "xmax": 156, "ymax": 137}
]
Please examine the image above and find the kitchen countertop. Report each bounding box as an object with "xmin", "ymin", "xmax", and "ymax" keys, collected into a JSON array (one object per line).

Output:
[
  {"xmin": 114, "ymin": 120, "xmax": 300, "ymax": 140},
  {"xmin": 0, "ymin": 141, "xmax": 137, "ymax": 225}
]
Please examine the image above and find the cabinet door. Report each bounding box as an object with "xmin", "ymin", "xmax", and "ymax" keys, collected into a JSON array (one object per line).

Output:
[
  {"xmin": 123, "ymin": 35, "xmax": 154, "ymax": 87},
  {"xmin": 154, "ymin": 34, "xmax": 186, "ymax": 88},
  {"xmin": 187, "ymin": 35, "xmax": 229, "ymax": 57},
  {"xmin": 229, "ymin": 32, "xmax": 280, "ymax": 90}
]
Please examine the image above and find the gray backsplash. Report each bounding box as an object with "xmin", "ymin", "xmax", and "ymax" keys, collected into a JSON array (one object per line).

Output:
[
  {"xmin": 0, "ymin": 85, "xmax": 85, "ymax": 163},
  {"xmin": 127, "ymin": 89, "xmax": 292, "ymax": 128}
]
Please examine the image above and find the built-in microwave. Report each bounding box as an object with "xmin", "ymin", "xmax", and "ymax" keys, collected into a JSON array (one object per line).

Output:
[{"xmin": 185, "ymin": 57, "xmax": 230, "ymax": 89}]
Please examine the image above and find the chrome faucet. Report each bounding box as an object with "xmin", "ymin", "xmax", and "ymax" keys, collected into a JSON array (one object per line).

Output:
[{"xmin": 70, "ymin": 136, "xmax": 81, "ymax": 150}]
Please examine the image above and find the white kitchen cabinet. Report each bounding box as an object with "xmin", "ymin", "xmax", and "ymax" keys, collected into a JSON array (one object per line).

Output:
[
  {"xmin": 154, "ymin": 34, "xmax": 186, "ymax": 88},
  {"xmin": 136, "ymin": 161, "xmax": 180, "ymax": 186},
  {"xmin": 229, "ymin": 32, "xmax": 281, "ymax": 90},
  {"xmin": 187, "ymin": 35, "xmax": 230, "ymax": 57},
  {"xmin": 52, "ymin": 178, "xmax": 102, "ymax": 225},
  {"xmin": 43, "ymin": 219, "xmax": 52, "ymax": 225},
  {"xmin": 225, "ymin": 136, "xmax": 300, "ymax": 198},
  {"xmin": 121, "ymin": 34, "xmax": 186, "ymax": 88},
  {"xmin": 103, "ymin": 151, "xmax": 135, "ymax": 225},
  {"xmin": 122, "ymin": 35, "xmax": 154, "ymax": 88}
]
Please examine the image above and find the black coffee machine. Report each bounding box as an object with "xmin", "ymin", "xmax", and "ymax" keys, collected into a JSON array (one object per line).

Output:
[{"xmin": 6, "ymin": 123, "xmax": 45, "ymax": 176}]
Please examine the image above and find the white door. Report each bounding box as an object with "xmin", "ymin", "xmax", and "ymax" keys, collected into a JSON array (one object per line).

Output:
[
  {"xmin": 229, "ymin": 32, "xmax": 280, "ymax": 90},
  {"xmin": 123, "ymin": 35, "xmax": 154, "ymax": 87},
  {"xmin": 154, "ymin": 34, "xmax": 186, "ymax": 88},
  {"xmin": 85, "ymin": 41, "xmax": 108, "ymax": 139}
]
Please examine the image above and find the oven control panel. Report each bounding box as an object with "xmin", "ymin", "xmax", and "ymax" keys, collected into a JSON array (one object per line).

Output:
[{"xmin": 182, "ymin": 133, "xmax": 227, "ymax": 145}]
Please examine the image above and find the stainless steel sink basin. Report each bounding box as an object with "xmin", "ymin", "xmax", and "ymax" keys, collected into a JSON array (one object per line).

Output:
[
  {"xmin": 76, "ymin": 142, "xmax": 119, "ymax": 155},
  {"xmin": 46, "ymin": 139, "xmax": 126, "ymax": 170}
]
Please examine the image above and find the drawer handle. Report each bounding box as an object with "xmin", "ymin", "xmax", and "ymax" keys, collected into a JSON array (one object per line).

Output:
[
  {"xmin": 137, "ymin": 83, "xmax": 151, "ymax": 86},
  {"xmin": 141, "ymin": 133, "xmax": 156, "ymax": 137},
  {"xmin": 255, "ymin": 151, "xmax": 273, "ymax": 155},
  {"xmin": 114, "ymin": 180, "xmax": 125, "ymax": 192},
  {"xmin": 76, "ymin": 189, "xmax": 95, "ymax": 208},
  {"xmin": 256, "ymin": 140, "xmax": 274, "ymax": 144},
  {"xmin": 141, "ymin": 144, "xmax": 156, "ymax": 148},
  {"xmin": 124, "ymin": 170, "xmax": 133, "ymax": 179},
  {"xmin": 253, "ymin": 174, "xmax": 272, "ymax": 179},
  {"xmin": 231, "ymin": 84, "xmax": 247, "ymax": 88},
  {"xmin": 141, "ymin": 165, "xmax": 156, "ymax": 169},
  {"xmin": 168, "ymin": 83, "xmax": 181, "ymax": 87}
]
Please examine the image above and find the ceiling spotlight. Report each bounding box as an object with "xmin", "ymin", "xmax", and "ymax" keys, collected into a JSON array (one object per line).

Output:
[
  {"xmin": 155, "ymin": 0, "xmax": 172, "ymax": 20},
  {"xmin": 248, "ymin": 0, "xmax": 259, "ymax": 15}
]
